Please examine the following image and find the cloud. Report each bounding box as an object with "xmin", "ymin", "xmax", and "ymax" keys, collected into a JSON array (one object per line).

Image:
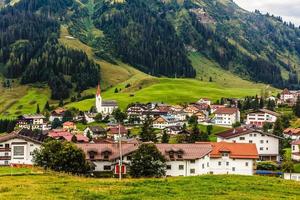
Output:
[{"xmin": 234, "ymin": 0, "xmax": 300, "ymax": 26}]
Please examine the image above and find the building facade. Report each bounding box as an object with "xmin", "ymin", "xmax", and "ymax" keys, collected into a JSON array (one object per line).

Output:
[
  {"xmin": 246, "ymin": 109, "xmax": 279, "ymax": 127},
  {"xmin": 217, "ymin": 128, "xmax": 281, "ymax": 161},
  {"xmin": 95, "ymin": 84, "xmax": 118, "ymax": 114},
  {"xmin": 214, "ymin": 108, "xmax": 240, "ymax": 126}
]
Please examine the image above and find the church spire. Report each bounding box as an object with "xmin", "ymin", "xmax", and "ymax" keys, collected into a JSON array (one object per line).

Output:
[{"xmin": 96, "ymin": 83, "xmax": 101, "ymax": 96}]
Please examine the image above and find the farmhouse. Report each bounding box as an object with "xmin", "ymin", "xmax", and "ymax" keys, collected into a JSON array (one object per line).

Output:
[
  {"xmin": 291, "ymin": 140, "xmax": 300, "ymax": 161},
  {"xmin": 153, "ymin": 115, "xmax": 183, "ymax": 129},
  {"xmin": 213, "ymin": 107, "xmax": 240, "ymax": 126},
  {"xmin": 84, "ymin": 126, "xmax": 106, "ymax": 138},
  {"xmin": 17, "ymin": 114, "xmax": 49, "ymax": 131},
  {"xmin": 107, "ymin": 125, "xmax": 128, "ymax": 141},
  {"xmin": 95, "ymin": 84, "xmax": 118, "ymax": 114},
  {"xmin": 217, "ymin": 128, "xmax": 281, "ymax": 161},
  {"xmin": 0, "ymin": 129, "xmax": 47, "ymax": 166},
  {"xmin": 49, "ymin": 107, "xmax": 66, "ymax": 122},
  {"xmin": 283, "ymin": 128, "xmax": 300, "ymax": 140},
  {"xmin": 63, "ymin": 121, "xmax": 77, "ymax": 131},
  {"xmin": 280, "ymin": 88, "xmax": 300, "ymax": 105},
  {"xmin": 164, "ymin": 126, "xmax": 182, "ymax": 135},
  {"xmin": 246, "ymin": 109, "xmax": 279, "ymax": 127}
]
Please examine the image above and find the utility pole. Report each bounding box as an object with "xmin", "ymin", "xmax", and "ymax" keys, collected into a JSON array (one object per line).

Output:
[{"xmin": 118, "ymin": 122, "xmax": 122, "ymax": 180}]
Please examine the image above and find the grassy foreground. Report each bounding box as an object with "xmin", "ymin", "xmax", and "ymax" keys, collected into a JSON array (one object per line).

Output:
[{"xmin": 0, "ymin": 172, "xmax": 299, "ymax": 199}]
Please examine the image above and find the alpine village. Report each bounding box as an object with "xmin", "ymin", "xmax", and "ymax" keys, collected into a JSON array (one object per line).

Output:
[{"xmin": 0, "ymin": 0, "xmax": 300, "ymax": 199}]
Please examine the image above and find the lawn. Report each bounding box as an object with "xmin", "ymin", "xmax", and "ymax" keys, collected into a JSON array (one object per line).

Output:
[
  {"xmin": 0, "ymin": 167, "xmax": 42, "ymax": 176},
  {"xmin": 198, "ymin": 124, "xmax": 230, "ymax": 142},
  {"xmin": 0, "ymin": 173, "xmax": 299, "ymax": 199}
]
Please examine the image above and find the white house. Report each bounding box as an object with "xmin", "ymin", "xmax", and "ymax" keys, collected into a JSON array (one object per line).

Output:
[
  {"xmin": 214, "ymin": 107, "xmax": 240, "ymax": 126},
  {"xmin": 17, "ymin": 114, "xmax": 49, "ymax": 131},
  {"xmin": 217, "ymin": 128, "xmax": 281, "ymax": 161},
  {"xmin": 291, "ymin": 140, "xmax": 300, "ymax": 161},
  {"xmin": 283, "ymin": 128, "xmax": 300, "ymax": 141},
  {"xmin": 246, "ymin": 109, "xmax": 280, "ymax": 127},
  {"xmin": 0, "ymin": 129, "xmax": 47, "ymax": 166},
  {"xmin": 77, "ymin": 142, "xmax": 258, "ymax": 176},
  {"xmin": 197, "ymin": 98, "xmax": 211, "ymax": 106},
  {"xmin": 208, "ymin": 142, "xmax": 258, "ymax": 175},
  {"xmin": 96, "ymin": 84, "xmax": 118, "ymax": 114},
  {"xmin": 153, "ymin": 115, "xmax": 183, "ymax": 129},
  {"xmin": 280, "ymin": 88, "xmax": 300, "ymax": 105},
  {"xmin": 49, "ymin": 108, "xmax": 66, "ymax": 122}
]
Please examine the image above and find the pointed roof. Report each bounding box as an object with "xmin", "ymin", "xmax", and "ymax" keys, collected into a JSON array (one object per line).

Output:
[{"xmin": 96, "ymin": 84, "xmax": 101, "ymax": 96}]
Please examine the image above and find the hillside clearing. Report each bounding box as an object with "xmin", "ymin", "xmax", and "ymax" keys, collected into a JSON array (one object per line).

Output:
[{"xmin": 0, "ymin": 172, "xmax": 299, "ymax": 199}]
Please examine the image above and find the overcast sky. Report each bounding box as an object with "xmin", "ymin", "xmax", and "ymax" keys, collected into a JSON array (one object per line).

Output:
[{"xmin": 234, "ymin": 0, "xmax": 300, "ymax": 26}]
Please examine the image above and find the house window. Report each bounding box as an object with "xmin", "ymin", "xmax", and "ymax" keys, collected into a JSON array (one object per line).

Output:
[
  {"xmin": 260, "ymin": 147, "xmax": 264, "ymax": 151},
  {"xmin": 13, "ymin": 146, "xmax": 24, "ymax": 156},
  {"xmin": 190, "ymin": 169, "xmax": 195, "ymax": 174},
  {"xmin": 226, "ymin": 162, "xmax": 229, "ymax": 166},
  {"xmin": 245, "ymin": 162, "xmax": 249, "ymax": 167},
  {"xmin": 232, "ymin": 140, "xmax": 236, "ymax": 143},
  {"xmin": 178, "ymin": 154, "xmax": 183, "ymax": 159},
  {"xmin": 166, "ymin": 165, "xmax": 172, "ymax": 170},
  {"xmin": 202, "ymin": 164, "xmax": 205, "ymax": 169},
  {"xmin": 5, "ymin": 144, "xmax": 9, "ymax": 149},
  {"xmin": 179, "ymin": 165, "xmax": 184, "ymax": 170},
  {"xmin": 239, "ymin": 137, "xmax": 245, "ymax": 141},
  {"xmin": 4, "ymin": 152, "xmax": 8, "ymax": 156},
  {"xmin": 218, "ymin": 162, "xmax": 221, "ymax": 166},
  {"xmin": 207, "ymin": 162, "xmax": 209, "ymax": 167},
  {"xmin": 222, "ymin": 153, "xmax": 228, "ymax": 157},
  {"xmin": 4, "ymin": 161, "xmax": 8, "ymax": 165},
  {"xmin": 254, "ymin": 134, "xmax": 257, "ymax": 137},
  {"xmin": 293, "ymin": 146, "xmax": 295, "ymax": 150},
  {"xmin": 190, "ymin": 160, "xmax": 195, "ymax": 164},
  {"xmin": 169, "ymin": 153, "xmax": 174, "ymax": 159},
  {"xmin": 104, "ymin": 165, "xmax": 111, "ymax": 170},
  {"xmin": 30, "ymin": 152, "xmax": 34, "ymax": 156},
  {"xmin": 266, "ymin": 140, "xmax": 268, "ymax": 143},
  {"xmin": 249, "ymin": 134, "xmax": 252, "ymax": 137},
  {"xmin": 232, "ymin": 167, "xmax": 235, "ymax": 172},
  {"xmin": 0, "ymin": 144, "xmax": 3, "ymax": 147},
  {"xmin": 266, "ymin": 148, "xmax": 269, "ymax": 150},
  {"xmin": 30, "ymin": 144, "xmax": 34, "ymax": 147},
  {"xmin": 249, "ymin": 140, "xmax": 253, "ymax": 143},
  {"xmin": 127, "ymin": 156, "xmax": 132, "ymax": 161},
  {"xmin": 260, "ymin": 140, "xmax": 264, "ymax": 144}
]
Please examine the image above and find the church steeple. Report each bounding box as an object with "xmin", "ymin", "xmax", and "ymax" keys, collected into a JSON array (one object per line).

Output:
[{"xmin": 96, "ymin": 83, "xmax": 101, "ymax": 97}]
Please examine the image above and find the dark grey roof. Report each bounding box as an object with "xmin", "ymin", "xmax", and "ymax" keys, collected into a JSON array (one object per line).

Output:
[
  {"xmin": 88, "ymin": 126, "xmax": 106, "ymax": 133},
  {"xmin": 102, "ymin": 100, "xmax": 117, "ymax": 107}
]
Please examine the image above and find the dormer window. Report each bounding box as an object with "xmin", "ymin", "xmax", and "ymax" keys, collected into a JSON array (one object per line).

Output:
[
  {"xmin": 169, "ymin": 152, "xmax": 174, "ymax": 159},
  {"xmin": 103, "ymin": 152, "xmax": 109, "ymax": 160},
  {"xmin": 178, "ymin": 154, "xmax": 183, "ymax": 159},
  {"xmin": 222, "ymin": 153, "xmax": 228, "ymax": 157},
  {"xmin": 88, "ymin": 151, "xmax": 97, "ymax": 160}
]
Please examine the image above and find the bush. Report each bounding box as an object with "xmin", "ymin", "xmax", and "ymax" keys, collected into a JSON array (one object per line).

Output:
[{"xmin": 257, "ymin": 161, "xmax": 278, "ymax": 171}]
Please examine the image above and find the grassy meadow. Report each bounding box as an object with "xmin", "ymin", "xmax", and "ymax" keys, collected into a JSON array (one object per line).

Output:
[{"xmin": 0, "ymin": 171, "xmax": 299, "ymax": 199}]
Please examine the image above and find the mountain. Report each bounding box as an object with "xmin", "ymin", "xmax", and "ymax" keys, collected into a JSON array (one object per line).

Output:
[{"xmin": 0, "ymin": 0, "xmax": 299, "ymax": 102}]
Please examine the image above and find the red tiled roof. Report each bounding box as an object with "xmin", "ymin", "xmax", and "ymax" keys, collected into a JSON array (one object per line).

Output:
[
  {"xmin": 63, "ymin": 135, "xmax": 89, "ymax": 143},
  {"xmin": 291, "ymin": 140, "xmax": 300, "ymax": 145},
  {"xmin": 108, "ymin": 125, "xmax": 128, "ymax": 135},
  {"xmin": 48, "ymin": 130, "xmax": 72, "ymax": 138},
  {"xmin": 284, "ymin": 128, "xmax": 300, "ymax": 136},
  {"xmin": 63, "ymin": 121, "xmax": 75, "ymax": 126},
  {"xmin": 215, "ymin": 107, "xmax": 238, "ymax": 114},
  {"xmin": 208, "ymin": 142, "xmax": 258, "ymax": 159}
]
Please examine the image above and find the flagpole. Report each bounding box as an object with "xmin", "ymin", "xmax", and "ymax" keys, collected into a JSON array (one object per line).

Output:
[{"xmin": 118, "ymin": 122, "xmax": 122, "ymax": 180}]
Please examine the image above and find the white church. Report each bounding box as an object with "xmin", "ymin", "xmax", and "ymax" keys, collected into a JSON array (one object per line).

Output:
[{"xmin": 95, "ymin": 84, "xmax": 118, "ymax": 114}]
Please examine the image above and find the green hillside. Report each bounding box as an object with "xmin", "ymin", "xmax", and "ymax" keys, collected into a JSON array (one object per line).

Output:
[
  {"xmin": 67, "ymin": 52, "xmax": 278, "ymax": 110},
  {"xmin": 0, "ymin": 172, "xmax": 299, "ymax": 199}
]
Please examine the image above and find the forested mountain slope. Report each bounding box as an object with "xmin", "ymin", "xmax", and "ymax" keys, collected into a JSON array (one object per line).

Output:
[{"xmin": 0, "ymin": 0, "xmax": 299, "ymax": 104}]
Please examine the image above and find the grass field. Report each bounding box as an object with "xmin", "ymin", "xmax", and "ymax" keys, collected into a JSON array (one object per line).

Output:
[
  {"xmin": 0, "ymin": 172, "xmax": 299, "ymax": 199},
  {"xmin": 0, "ymin": 83, "xmax": 50, "ymax": 119},
  {"xmin": 198, "ymin": 124, "xmax": 230, "ymax": 141}
]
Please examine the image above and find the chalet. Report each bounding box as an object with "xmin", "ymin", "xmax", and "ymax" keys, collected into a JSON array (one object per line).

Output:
[
  {"xmin": 291, "ymin": 140, "xmax": 300, "ymax": 161},
  {"xmin": 246, "ymin": 109, "xmax": 279, "ymax": 127},
  {"xmin": 170, "ymin": 105, "xmax": 184, "ymax": 113},
  {"xmin": 127, "ymin": 104, "xmax": 147, "ymax": 117},
  {"xmin": 213, "ymin": 107, "xmax": 240, "ymax": 126},
  {"xmin": 84, "ymin": 126, "xmax": 106, "ymax": 138},
  {"xmin": 48, "ymin": 129, "xmax": 89, "ymax": 143},
  {"xmin": 107, "ymin": 125, "xmax": 128, "ymax": 141},
  {"xmin": 62, "ymin": 121, "xmax": 76, "ymax": 131},
  {"xmin": 208, "ymin": 142, "xmax": 258, "ymax": 175},
  {"xmin": 280, "ymin": 88, "xmax": 300, "ymax": 105},
  {"xmin": 152, "ymin": 115, "xmax": 183, "ymax": 129},
  {"xmin": 164, "ymin": 126, "xmax": 182, "ymax": 135},
  {"xmin": 17, "ymin": 114, "xmax": 49, "ymax": 131},
  {"xmin": 197, "ymin": 98, "xmax": 211, "ymax": 106},
  {"xmin": 195, "ymin": 110, "xmax": 208, "ymax": 122},
  {"xmin": 217, "ymin": 128, "xmax": 281, "ymax": 161},
  {"xmin": 84, "ymin": 112, "xmax": 97, "ymax": 124},
  {"xmin": 0, "ymin": 129, "xmax": 47, "ymax": 166},
  {"xmin": 283, "ymin": 128, "xmax": 300, "ymax": 140},
  {"xmin": 49, "ymin": 108, "xmax": 66, "ymax": 122},
  {"xmin": 183, "ymin": 105, "xmax": 201, "ymax": 116}
]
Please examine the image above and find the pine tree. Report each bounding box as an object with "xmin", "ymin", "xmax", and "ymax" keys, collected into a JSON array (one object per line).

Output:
[
  {"xmin": 161, "ymin": 130, "xmax": 169, "ymax": 144},
  {"xmin": 259, "ymin": 98, "xmax": 264, "ymax": 109},
  {"xmin": 59, "ymin": 99, "xmax": 64, "ymax": 107},
  {"xmin": 36, "ymin": 104, "xmax": 40, "ymax": 114},
  {"xmin": 44, "ymin": 101, "xmax": 50, "ymax": 111},
  {"xmin": 140, "ymin": 116, "xmax": 157, "ymax": 142},
  {"xmin": 293, "ymin": 97, "xmax": 300, "ymax": 117},
  {"xmin": 273, "ymin": 118, "xmax": 283, "ymax": 137}
]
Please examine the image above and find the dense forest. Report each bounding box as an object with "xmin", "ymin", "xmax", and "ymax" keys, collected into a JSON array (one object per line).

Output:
[
  {"xmin": 93, "ymin": 0, "xmax": 196, "ymax": 78},
  {"xmin": 1, "ymin": 0, "xmax": 300, "ymax": 97},
  {"xmin": 0, "ymin": 0, "xmax": 100, "ymax": 99}
]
